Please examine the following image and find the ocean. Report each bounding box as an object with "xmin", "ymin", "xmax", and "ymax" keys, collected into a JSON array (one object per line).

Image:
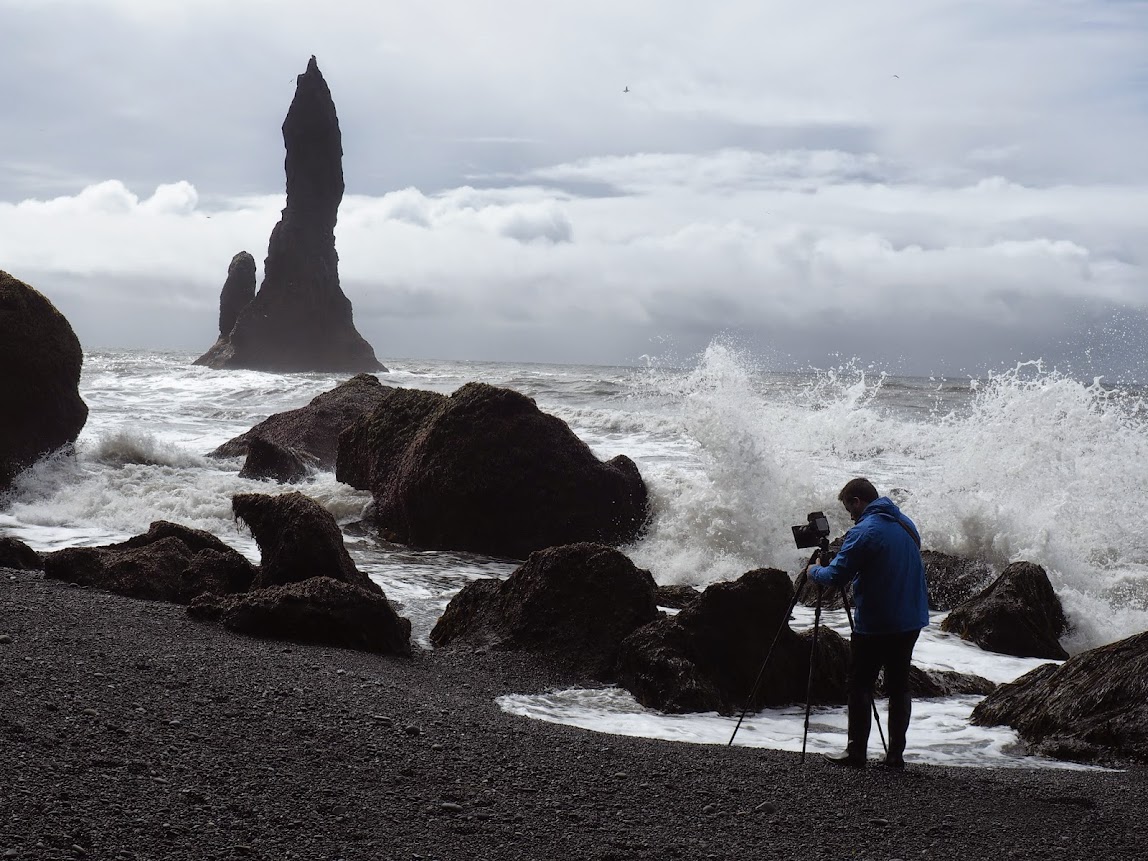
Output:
[{"xmin": 3, "ymin": 343, "xmax": 1147, "ymax": 771}]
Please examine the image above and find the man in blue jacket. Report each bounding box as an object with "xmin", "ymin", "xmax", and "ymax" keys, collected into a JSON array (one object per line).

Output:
[{"xmin": 804, "ymin": 477, "xmax": 929, "ymax": 769}]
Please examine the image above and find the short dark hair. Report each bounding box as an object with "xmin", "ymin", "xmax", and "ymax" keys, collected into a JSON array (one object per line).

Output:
[{"xmin": 838, "ymin": 477, "xmax": 879, "ymax": 505}]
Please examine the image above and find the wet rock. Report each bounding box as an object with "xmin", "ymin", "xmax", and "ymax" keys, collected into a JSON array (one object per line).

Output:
[
  {"xmin": 194, "ymin": 57, "xmax": 382, "ymax": 373},
  {"xmin": 213, "ymin": 374, "xmax": 391, "ymax": 468},
  {"xmin": 922, "ymin": 550, "xmax": 995, "ymax": 611},
  {"xmin": 654, "ymin": 585, "xmax": 701, "ymax": 610},
  {"xmin": 189, "ymin": 576, "xmax": 410, "ymax": 656},
  {"xmin": 430, "ymin": 543, "xmax": 659, "ymax": 681},
  {"xmin": 0, "ymin": 536, "xmax": 41, "ymax": 571},
  {"xmin": 971, "ymin": 630, "xmax": 1148, "ymax": 764},
  {"xmin": 238, "ymin": 438, "xmax": 314, "ymax": 484},
  {"xmin": 615, "ymin": 569, "xmax": 847, "ymax": 714},
  {"xmin": 941, "ymin": 561, "xmax": 1069, "ymax": 659},
  {"xmin": 337, "ymin": 382, "xmax": 649, "ymax": 558},
  {"xmin": 42, "ymin": 522, "xmax": 256, "ymax": 603},
  {"xmin": 231, "ymin": 491, "xmax": 379, "ymax": 593},
  {"xmin": 0, "ymin": 270, "xmax": 88, "ymax": 491}
]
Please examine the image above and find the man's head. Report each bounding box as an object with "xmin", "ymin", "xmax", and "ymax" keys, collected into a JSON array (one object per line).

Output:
[{"xmin": 838, "ymin": 477, "xmax": 879, "ymax": 523}]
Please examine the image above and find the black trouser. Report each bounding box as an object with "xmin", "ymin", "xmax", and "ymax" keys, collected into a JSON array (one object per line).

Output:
[{"xmin": 845, "ymin": 629, "xmax": 920, "ymax": 760}]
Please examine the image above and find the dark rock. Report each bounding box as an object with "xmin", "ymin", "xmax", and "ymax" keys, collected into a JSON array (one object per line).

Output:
[
  {"xmin": 655, "ymin": 584, "xmax": 701, "ymax": 610},
  {"xmin": 897, "ymin": 666, "xmax": 997, "ymax": 698},
  {"xmin": 232, "ymin": 491, "xmax": 378, "ymax": 593},
  {"xmin": 238, "ymin": 438, "xmax": 314, "ymax": 484},
  {"xmin": 0, "ymin": 536, "xmax": 41, "ymax": 570},
  {"xmin": 430, "ymin": 543, "xmax": 659, "ymax": 681},
  {"xmin": 194, "ymin": 57, "xmax": 383, "ymax": 373},
  {"xmin": 922, "ymin": 550, "xmax": 995, "ymax": 611},
  {"xmin": 941, "ymin": 561, "xmax": 1069, "ymax": 659},
  {"xmin": 971, "ymin": 631, "xmax": 1148, "ymax": 764},
  {"xmin": 336, "ymin": 386, "xmax": 447, "ymax": 492},
  {"xmin": 214, "ymin": 374, "xmax": 390, "ymax": 468},
  {"xmin": 0, "ymin": 270, "xmax": 88, "ymax": 491},
  {"xmin": 42, "ymin": 521, "xmax": 256, "ymax": 603},
  {"xmin": 615, "ymin": 569, "xmax": 845, "ymax": 714},
  {"xmin": 189, "ymin": 576, "xmax": 411, "ymax": 656},
  {"xmin": 337, "ymin": 382, "xmax": 649, "ymax": 558},
  {"xmin": 218, "ymin": 252, "xmax": 256, "ymax": 336}
]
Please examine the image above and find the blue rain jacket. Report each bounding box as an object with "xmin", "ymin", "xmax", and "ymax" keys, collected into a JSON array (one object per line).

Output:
[{"xmin": 807, "ymin": 497, "xmax": 929, "ymax": 635}]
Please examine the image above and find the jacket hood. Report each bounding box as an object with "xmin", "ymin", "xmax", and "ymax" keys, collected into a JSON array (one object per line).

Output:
[{"xmin": 861, "ymin": 496, "xmax": 903, "ymax": 522}]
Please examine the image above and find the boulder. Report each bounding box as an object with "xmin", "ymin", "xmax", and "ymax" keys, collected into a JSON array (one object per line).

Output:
[
  {"xmin": 922, "ymin": 550, "xmax": 995, "ymax": 611},
  {"xmin": 232, "ymin": 491, "xmax": 378, "ymax": 592},
  {"xmin": 188, "ymin": 576, "xmax": 411, "ymax": 656},
  {"xmin": 430, "ymin": 543, "xmax": 659, "ymax": 681},
  {"xmin": 0, "ymin": 271, "xmax": 88, "ymax": 492},
  {"xmin": 971, "ymin": 631, "xmax": 1148, "ymax": 764},
  {"xmin": 238, "ymin": 437, "xmax": 314, "ymax": 484},
  {"xmin": 0, "ymin": 536, "xmax": 42, "ymax": 570},
  {"xmin": 337, "ymin": 382, "xmax": 649, "ymax": 558},
  {"xmin": 42, "ymin": 521, "xmax": 256, "ymax": 603},
  {"xmin": 614, "ymin": 569, "xmax": 845, "ymax": 715},
  {"xmin": 901, "ymin": 666, "xmax": 996, "ymax": 698},
  {"xmin": 194, "ymin": 57, "xmax": 383, "ymax": 373},
  {"xmin": 941, "ymin": 561, "xmax": 1069, "ymax": 659},
  {"xmin": 214, "ymin": 374, "xmax": 390, "ymax": 468}
]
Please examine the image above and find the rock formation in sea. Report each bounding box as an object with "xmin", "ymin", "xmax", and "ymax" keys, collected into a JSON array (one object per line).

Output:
[
  {"xmin": 194, "ymin": 57, "xmax": 384, "ymax": 373},
  {"xmin": 0, "ymin": 270, "xmax": 89, "ymax": 492},
  {"xmin": 971, "ymin": 630, "xmax": 1148, "ymax": 764},
  {"xmin": 941, "ymin": 561, "xmax": 1069, "ymax": 659},
  {"xmin": 212, "ymin": 373, "xmax": 391, "ymax": 468},
  {"xmin": 336, "ymin": 382, "xmax": 650, "ymax": 558}
]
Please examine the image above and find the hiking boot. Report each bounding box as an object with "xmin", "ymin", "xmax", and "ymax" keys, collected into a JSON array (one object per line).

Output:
[
  {"xmin": 882, "ymin": 755, "xmax": 905, "ymax": 770},
  {"xmin": 822, "ymin": 751, "xmax": 867, "ymax": 769}
]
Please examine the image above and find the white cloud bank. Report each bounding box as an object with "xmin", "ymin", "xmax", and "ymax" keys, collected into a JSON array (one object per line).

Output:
[{"xmin": 2, "ymin": 146, "xmax": 1146, "ymax": 376}]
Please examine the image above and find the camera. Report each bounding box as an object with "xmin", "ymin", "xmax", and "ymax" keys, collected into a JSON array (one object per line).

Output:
[{"xmin": 791, "ymin": 511, "xmax": 830, "ymax": 549}]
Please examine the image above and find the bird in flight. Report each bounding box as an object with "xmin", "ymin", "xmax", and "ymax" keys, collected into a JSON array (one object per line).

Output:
[{"xmin": 623, "ymin": 86, "xmax": 630, "ymax": 93}]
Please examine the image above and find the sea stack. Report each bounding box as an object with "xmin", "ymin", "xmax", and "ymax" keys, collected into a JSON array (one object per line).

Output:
[{"xmin": 195, "ymin": 57, "xmax": 383, "ymax": 373}]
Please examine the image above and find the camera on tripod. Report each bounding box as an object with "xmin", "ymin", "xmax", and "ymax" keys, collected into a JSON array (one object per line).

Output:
[{"xmin": 791, "ymin": 511, "xmax": 830, "ymax": 549}]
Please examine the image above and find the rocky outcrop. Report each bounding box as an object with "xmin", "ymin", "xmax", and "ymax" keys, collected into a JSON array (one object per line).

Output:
[
  {"xmin": 232, "ymin": 491, "xmax": 378, "ymax": 592},
  {"xmin": 615, "ymin": 569, "xmax": 844, "ymax": 715},
  {"xmin": 238, "ymin": 438, "xmax": 313, "ymax": 484},
  {"xmin": 430, "ymin": 543, "xmax": 659, "ymax": 680},
  {"xmin": 43, "ymin": 522, "xmax": 257, "ymax": 603},
  {"xmin": 0, "ymin": 271, "xmax": 88, "ymax": 492},
  {"xmin": 195, "ymin": 252, "xmax": 257, "ymax": 365},
  {"xmin": 0, "ymin": 536, "xmax": 42, "ymax": 570},
  {"xmin": 194, "ymin": 57, "xmax": 383, "ymax": 373},
  {"xmin": 189, "ymin": 576, "xmax": 411, "ymax": 656},
  {"xmin": 213, "ymin": 374, "xmax": 390, "ymax": 468},
  {"xmin": 971, "ymin": 631, "xmax": 1148, "ymax": 764},
  {"xmin": 922, "ymin": 550, "xmax": 995, "ymax": 611},
  {"xmin": 941, "ymin": 561, "xmax": 1069, "ymax": 659},
  {"xmin": 336, "ymin": 382, "xmax": 649, "ymax": 558}
]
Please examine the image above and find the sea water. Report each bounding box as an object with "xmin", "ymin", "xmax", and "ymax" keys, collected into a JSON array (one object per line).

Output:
[{"xmin": 3, "ymin": 343, "xmax": 1146, "ymax": 771}]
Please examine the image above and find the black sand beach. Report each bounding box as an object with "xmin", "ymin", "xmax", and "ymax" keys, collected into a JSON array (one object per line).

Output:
[{"xmin": 2, "ymin": 568, "xmax": 1144, "ymax": 861}]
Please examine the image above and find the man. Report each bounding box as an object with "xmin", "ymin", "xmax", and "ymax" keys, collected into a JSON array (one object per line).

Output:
[{"xmin": 804, "ymin": 477, "xmax": 929, "ymax": 769}]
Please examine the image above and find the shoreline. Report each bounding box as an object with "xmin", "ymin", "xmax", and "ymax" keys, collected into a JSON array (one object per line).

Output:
[{"xmin": 2, "ymin": 567, "xmax": 1144, "ymax": 860}]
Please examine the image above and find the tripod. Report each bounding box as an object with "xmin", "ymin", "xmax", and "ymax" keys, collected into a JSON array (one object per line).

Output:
[{"xmin": 727, "ymin": 541, "xmax": 888, "ymax": 763}]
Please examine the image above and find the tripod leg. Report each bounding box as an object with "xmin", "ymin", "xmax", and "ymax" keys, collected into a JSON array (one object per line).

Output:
[{"xmin": 801, "ymin": 588, "xmax": 823, "ymax": 764}]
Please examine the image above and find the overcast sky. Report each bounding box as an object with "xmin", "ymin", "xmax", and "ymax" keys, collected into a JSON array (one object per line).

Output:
[{"xmin": 1, "ymin": 0, "xmax": 1146, "ymax": 377}]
